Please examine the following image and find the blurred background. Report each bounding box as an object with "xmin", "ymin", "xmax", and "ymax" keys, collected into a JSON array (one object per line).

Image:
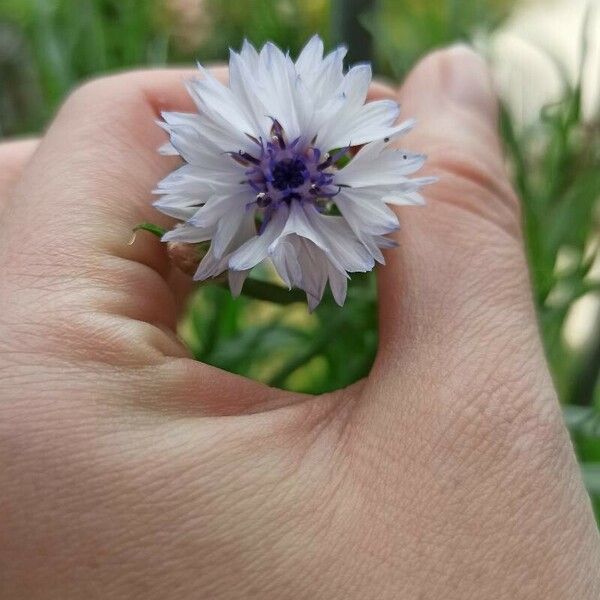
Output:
[{"xmin": 0, "ymin": 0, "xmax": 599, "ymax": 519}]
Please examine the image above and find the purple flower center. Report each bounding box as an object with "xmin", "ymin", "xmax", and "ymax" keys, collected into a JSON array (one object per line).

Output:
[
  {"xmin": 271, "ymin": 158, "xmax": 307, "ymax": 191},
  {"xmin": 229, "ymin": 121, "xmax": 349, "ymax": 231}
]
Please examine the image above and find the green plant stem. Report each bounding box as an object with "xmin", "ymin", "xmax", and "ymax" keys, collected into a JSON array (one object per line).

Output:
[
  {"xmin": 132, "ymin": 222, "xmax": 166, "ymax": 238},
  {"xmin": 227, "ymin": 279, "xmax": 306, "ymax": 305}
]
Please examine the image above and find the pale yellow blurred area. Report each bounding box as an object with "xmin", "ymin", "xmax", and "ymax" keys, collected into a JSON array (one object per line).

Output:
[{"xmin": 487, "ymin": 0, "xmax": 600, "ymax": 125}]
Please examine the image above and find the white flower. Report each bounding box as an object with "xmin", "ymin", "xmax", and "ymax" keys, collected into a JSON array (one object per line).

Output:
[{"xmin": 155, "ymin": 35, "xmax": 433, "ymax": 310}]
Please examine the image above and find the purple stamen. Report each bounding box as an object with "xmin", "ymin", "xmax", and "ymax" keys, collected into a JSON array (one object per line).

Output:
[
  {"xmin": 256, "ymin": 192, "xmax": 272, "ymax": 208},
  {"xmin": 317, "ymin": 152, "xmax": 332, "ymax": 170},
  {"xmin": 239, "ymin": 151, "xmax": 260, "ymax": 165},
  {"xmin": 245, "ymin": 133, "xmax": 262, "ymax": 146},
  {"xmin": 247, "ymin": 179, "xmax": 264, "ymax": 193}
]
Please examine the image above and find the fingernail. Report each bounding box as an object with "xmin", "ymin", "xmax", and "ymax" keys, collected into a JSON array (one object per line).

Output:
[{"xmin": 443, "ymin": 43, "xmax": 497, "ymax": 120}]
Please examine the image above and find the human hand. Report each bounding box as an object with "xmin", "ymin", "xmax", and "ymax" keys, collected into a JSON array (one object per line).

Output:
[{"xmin": 1, "ymin": 46, "xmax": 599, "ymax": 599}]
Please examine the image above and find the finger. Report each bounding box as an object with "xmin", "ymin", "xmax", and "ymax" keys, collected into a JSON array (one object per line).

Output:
[
  {"xmin": 0, "ymin": 138, "xmax": 39, "ymax": 212},
  {"xmin": 347, "ymin": 49, "xmax": 598, "ymax": 581},
  {"xmin": 0, "ymin": 68, "xmax": 307, "ymax": 415},
  {"xmin": 360, "ymin": 47, "xmax": 554, "ymax": 426},
  {"xmin": 376, "ymin": 45, "xmax": 529, "ymax": 359},
  {"xmin": 2, "ymin": 69, "xmax": 221, "ymax": 330},
  {"xmin": 369, "ymin": 78, "xmax": 397, "ymax": 101}
]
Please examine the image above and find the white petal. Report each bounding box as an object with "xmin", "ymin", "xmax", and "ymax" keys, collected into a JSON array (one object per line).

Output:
[
  {"xmin": 336, "ymin": 144, "xmax": 426, "ymax": 188},
  {"xmin": 270, "ymin": 238, "xmax": 302, "ymax": 289},
  {"xmin": 162, "ymin": 224, "xmax": 213, "ymax": 243},
  {"xmin": 304, "ymin": 207, "xmax": 375, "ymax": 272},
  {"xmin": 336, "ymin": 189, "xmax": 400, "ymax": 235},
  {"xmin": 240, "ymin": 39, "xmax": 260, "ymax": 69},
  {"xmin": 357, "ymin": 233, "xmax": 386, "ymax": 264},
  {"xmin": 317, "ymin": 100, "xmax": 401, "ymax": 150},
  {"xmin": 192, "ymin": 64, "xmax": 258, "ymax": 136},
  {"xmin": 158, "ymin": 120, "xmax": 244, "ymax": 176},
  {"xmin": 304, "ymin": 63, "xmax": 371, "ymax": 141},
  {"xmin": 194, "ymin": 247, "xmax": 226, "ymax": 280},
  {"xmin": 228, "ymin": 269, "xmax": 250, "ymax": 297},
  {"xmin": 295, "ymin": 237, "xmax": 329, "ymax": 311},
  {"xmin": 160, "ymin": 112, "xmax": 236, "ymax": 165},
  {"xmin": 153, "ymin": 194, "xmax": 201, "ymax": 220},
  {"xmin": 159, "ymin": 110, "xmax": 204, "ymax": 131},
  {"xmin": 310, "ymin": 45, "xmax": 347, "ymax": 101},
  {"xmin": 229, "ymin": 49, "xmax": 271, "ymax": 137},
  {"xmin": 373, "ymin": 235, "xmax": 399, "ymax": 249},
  {"xmin": 155, "ymin": 163, "xmax": 211, "ymax": 189},
  {"xmin": 161, "ymin": 123, "xmax": 210, "ymax": 166},
  {"xmin": 340, "ymin": 64, "xmax": 372, "ymax": 109},
  {"xmin": 184, "ymin": 80, "xmax": 257, "ymax": 153},
  {"xmin": 382, "ymin": 190, "xmax": 428, "ymax": 206},
  {"xmin": 254, "ymin": 43, "xmax": 302, "ymax": 140},
  {"xmin": 158, "ymin": 141, "xmax": 178, "ymax": 155},
  {"xmin": 270, "ymin": 199, "xmax": 330, "ymax": 254},
  {"xmin": 212, "ymin": 209, "xmax": 249, "ymax": 259},
  {"xmin": 327, "ymin": 263, "xmax": 348, "ymax": 306},
  {"xmin": 228, "ymin": 205, "xmax": 288, "ymax": 271},
  {"xmin": 334, "ymin": 178, "xmax": 432, "ymax": 207},
  {"xmin": 190, "ymin": 192, "xmax": 250, "ymax": 228},
  {"xmin": 195, "ymin": 211, "xmax": 257, "ymax": 279},
  {"xmin": 295, "ymin": 35, "xmax": 324, "ymax": 79}
]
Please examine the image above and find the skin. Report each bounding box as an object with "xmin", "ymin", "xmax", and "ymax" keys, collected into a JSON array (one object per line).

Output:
[{"xmin": 0, "ymin": 45, "xmax": 599, "ymax": 599}]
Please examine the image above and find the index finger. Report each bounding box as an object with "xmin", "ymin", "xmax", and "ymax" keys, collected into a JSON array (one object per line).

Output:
[
  {"xmin": 1, "ymin": 67, "xmax": 311, "ymax": 415},
  {"xmin": 3, "ymin": 69, "xmax": 217, "ymax": 283}
]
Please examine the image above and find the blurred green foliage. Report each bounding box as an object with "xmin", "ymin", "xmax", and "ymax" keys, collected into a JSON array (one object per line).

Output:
[{"xmin": 1, "ymin": 0, "xmax": 599, "ymax": 517}]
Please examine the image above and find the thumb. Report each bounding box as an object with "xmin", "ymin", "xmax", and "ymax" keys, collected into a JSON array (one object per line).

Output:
[{"xmin": 374, "ymin": 45, "xmax": 536, "ymax": 379}]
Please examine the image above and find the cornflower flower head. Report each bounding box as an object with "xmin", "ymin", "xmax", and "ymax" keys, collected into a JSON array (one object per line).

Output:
[{"xmin": 155, "ymin": 35, "xmax": 433, "ymax": 309}]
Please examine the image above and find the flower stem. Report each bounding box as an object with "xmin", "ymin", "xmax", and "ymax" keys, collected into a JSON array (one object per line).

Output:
[
  {"xmin": 132, "ymin": 222, "xmax": 166, "ymax": 238},
  {"xmin": 227, "ymin": 279, "xmax": 305, "ymax": 305}
]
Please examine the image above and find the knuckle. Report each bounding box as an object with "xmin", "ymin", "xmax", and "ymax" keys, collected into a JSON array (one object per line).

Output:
[
  {"xmin": 427, "ymin": 143, "xmax": 522, "ymax": 237},
  {"xmin": 431, "ymin": 143, "xmax": 518, "ymax": 207},
  {"xmin": 62, "ymin": 70, "xmax": 149, "ymax": 116},
  {"xmin": 65, "ymin": 75, "xmax": 114, "ymax": 107},
  {"xmin": 56, "ymin": 70, "xmax": 162, "ymax": 158},
  {"xmin": 0, "ymin": 140, "xmax": 36, "ymax": 177},
  {"xmin": 431, "ymin": 147, "xmax": 499, "ymax": 192}
]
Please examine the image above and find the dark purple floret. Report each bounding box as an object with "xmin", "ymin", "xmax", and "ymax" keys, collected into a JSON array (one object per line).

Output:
[{"xmin": 272, "ymin": 158, "xmax": 308, "ymax": 191}]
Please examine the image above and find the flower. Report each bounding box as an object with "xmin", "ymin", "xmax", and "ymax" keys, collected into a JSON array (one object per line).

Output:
[{"xmin": 155, "ymin": 35, "xmax": 432, "ymax": 310}]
